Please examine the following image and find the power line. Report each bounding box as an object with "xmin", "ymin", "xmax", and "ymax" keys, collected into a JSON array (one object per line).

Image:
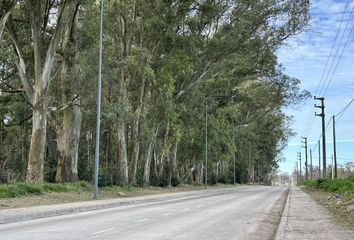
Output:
[
  {"xmin": 322, "ymin": 22, "xmax": 354, "ymax": 96},
  {"xmin": 301, "ymin": 0, "xmax": 351, "ymax": 138},
  {"xmin": 319, "ymin": 3, "xmax": 354, "ymax": 96},
  {"xmin": 325, "ymin": 117, "xmax": 332, "ymax": 132},
  {"xmin": 314, "ymin": 0, "xmax": 351, "ymax": 96},
  {"xmin": 336, "ymin": 97, "xmax": 354, "ymax": 120}
]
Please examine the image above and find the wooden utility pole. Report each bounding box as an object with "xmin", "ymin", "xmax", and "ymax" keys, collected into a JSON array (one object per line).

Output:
[
  {"xmin": 331, "ymin": 154, "xmax": 334, "ymax": 179},
  {"xmin": 314, "ymin": 96, "xmax": 326, "ymax": 177},
  {"xmin": 295, "ymin": 161, "xmax": 299, "ymax": 185},
  {"xmin": 332, "ymin": 115, "xmax": 337, "ymax": 178},
  {"xmin": 310, "ymin": 149, "xmax": 313, "ymax": 179},
  {"xmin": 318, "ymin": 140, "xmax": 321, "ymax": 178},
  {"xmin": 302, "ymin": 137, "xmax": 308, "ymax": 180},
  {"xmin": 297, "ymin": 152, "xmax": 302, "ymax": 183}
]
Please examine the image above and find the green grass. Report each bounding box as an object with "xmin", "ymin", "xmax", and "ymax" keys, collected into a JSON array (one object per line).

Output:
[
  {"xmin": 0, "ymin": 181, "xmax": 91, "ymax": 198},
  {"xmin": 302, "ymin": 174, "xmax": 354, "ymax": 193}
]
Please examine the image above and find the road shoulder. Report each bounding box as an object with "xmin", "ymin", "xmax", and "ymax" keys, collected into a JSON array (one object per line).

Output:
[
  {"xmin": 275, "ymin": 187, "xmax": 354, "ymax": 240},
  {"xmin": 0, "ymin": 187, "xmax": 248, "ymax": 224}
]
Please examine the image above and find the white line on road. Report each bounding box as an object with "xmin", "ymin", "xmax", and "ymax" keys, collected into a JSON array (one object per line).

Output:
[
  {"xmin": 92, "ymin": 228, "xmax": 115, "ymax": 235},
  {"xmin": 136, "ymin": 218, "xmax": 150, "ymax": 223},
  {"xmin": 162, "ymin": 212, "xmax": 172, "ymax": 216}
]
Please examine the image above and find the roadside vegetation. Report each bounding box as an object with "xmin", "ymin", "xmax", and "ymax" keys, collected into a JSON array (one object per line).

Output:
[
  {"xmin": 0, "ymin": 181, "xmax": 91, "ymax": 198},
  {"xmin": 0, "ymin": 1, "xmax": 310, "ymax": 188},
  {"xmin": 0, "ymin": 181, "xmax": 236, "ymax": 199},
  {"xmin": 302, "ymin": 175, "xmax": 354, "ymax": 231},
  {"xmin": 303, "ymin": 175, "xmax": 354, "ymax": 193}
]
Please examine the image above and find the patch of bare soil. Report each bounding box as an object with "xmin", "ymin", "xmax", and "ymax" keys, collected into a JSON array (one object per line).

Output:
[{"xmin": 304, "ymin": 188, "xmax": 354, "ymax": 231}]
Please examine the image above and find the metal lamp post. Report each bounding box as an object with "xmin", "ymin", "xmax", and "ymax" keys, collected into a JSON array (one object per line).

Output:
[
  {"xmin": 205, "ymin": 98, "xmax": 208, "ymax": 189},
  {"xmin": 93, "ymin": 0, "xmax": 104, "ymax": 200}
]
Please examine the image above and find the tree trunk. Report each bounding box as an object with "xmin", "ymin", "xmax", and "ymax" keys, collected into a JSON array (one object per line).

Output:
[
  {"xmin": 26, "ymin": 94, "xmax": 47, "ymax": 182},
  {"xmin": 129, "ymin": 112, "xmax": 140, "ymax": 186},
  {"xmin": 168, "ymin": 140, "xmax": 179, "ymax": 186},
  {"xmin": 54, "ymin": 3, "xmax": 82, "ymax": 183},
  {"xmin": 129, "ymin": 74, "xmax": 146, "ymax": 185},
  {"xmin": 194, "ymin": 164, "xmax": 199, "ymax": 185},
  {"xmin": 143, "ymin": 126, "xmax": 159, "ymax": 186},
  {"xmin": 20, "ymin": 0, "xmax": 75, "ymax": 183},
  {"xmin": 117, "ymin": 122, "xmax": 128, "ymax": 185},
  {"xmin": 55, "ymin": 102, "xmax": 82, "ymax": 182},
  {"xmin": 158, "ymin": 122, "xmax": 170, "ymax": 178}
]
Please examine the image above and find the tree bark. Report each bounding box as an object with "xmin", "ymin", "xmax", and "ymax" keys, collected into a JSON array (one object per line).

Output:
[
  {"xmin": 55, "ymin": 3, "xmax": 82, "ymax": 183},
  {"xmin": 118, "ymin": 121, "xmax": 128, "ymax": 185},
  {"xmin": 129, "ymin": 74, "xmax": 146, "ymax": 185},
  {"xmin": 158, "ymin": 122, "xmax": 170, "ymax": 178},
  {"xmin": 194, "ymin": 163, "xmax": 203, "ymax": 185},
  {"xmin": 168, "ymin": 140, "xmax": 179, "ymax": 186},
  {"xmin": 55, "ymin": 102, "xmax": 82, "ymax": 182},
  {"xmin": 143, "ymin": 126, "xmax": 159, "ymax": 187},
  {"xmin": 0, "ymin": 7, "xmax": 12, "ymax": 42},
  {"xmin": 26, "ymin": 93, "xmax": 47, "ymax": 182},
  {"xmin": 19, "ymin": 0, "xmax": 73, "ymax": 183}
]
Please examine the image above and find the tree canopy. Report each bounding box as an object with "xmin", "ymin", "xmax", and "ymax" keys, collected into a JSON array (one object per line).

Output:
[{"xmin": 0, "ymin": 0, "xmax": 310, "ymax": 186}]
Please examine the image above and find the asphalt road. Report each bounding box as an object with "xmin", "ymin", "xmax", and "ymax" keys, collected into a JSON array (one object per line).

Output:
[{"xmin": 0, "ymin": 186, "xmax": 288, "ymax": 240}]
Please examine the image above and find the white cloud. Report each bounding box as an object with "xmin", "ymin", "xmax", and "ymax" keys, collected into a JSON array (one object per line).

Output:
[{"xmin": 277, "ymin": 0, "xmax": 354, "ymax": 173}]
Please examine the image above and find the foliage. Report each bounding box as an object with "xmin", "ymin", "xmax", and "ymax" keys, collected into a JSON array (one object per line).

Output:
[
  {"xmin": 303, "ymin": 175, "xmax": 354, "ymax": 193},
  {"xmin": 0, "ymin": 181, "xmax": 91, "ymax": 198},
  {"xmin": 0, "ymin": 0, "xmax": 311, "ymax": 186}
]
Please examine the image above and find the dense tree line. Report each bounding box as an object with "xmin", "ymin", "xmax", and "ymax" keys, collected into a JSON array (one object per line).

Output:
[{"xmin": 0, "ymin": 0, "xmax": 310, "ymax": 186}]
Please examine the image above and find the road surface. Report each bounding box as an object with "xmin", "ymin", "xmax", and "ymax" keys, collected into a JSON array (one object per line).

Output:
[{"xmin": 0, "ymin": 186, "xmax": 287, "ymax": 240}]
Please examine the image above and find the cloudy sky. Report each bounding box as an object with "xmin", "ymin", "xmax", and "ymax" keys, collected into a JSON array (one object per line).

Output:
[{"xmin": 277, "ymin": 0, "xmax": 354, "ymax": 175}]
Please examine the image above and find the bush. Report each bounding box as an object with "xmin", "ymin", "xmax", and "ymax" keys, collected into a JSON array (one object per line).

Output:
[
  {"xmin": 171, "ymin": 176, "xmax": 180, "ymax": 187},
  {"xmin": 98, "ymin": 168, "xmax": 122, "ymax": 187},
  {"xmin": 0, "ymin": 181, "xmax": 91, "ymax": 198},
  {"xmin": 303, "ymin": 176, "xmax": 354, "ymax": 193}
]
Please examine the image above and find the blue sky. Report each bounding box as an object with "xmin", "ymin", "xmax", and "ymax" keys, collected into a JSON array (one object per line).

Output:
[{"xmin": 277, "ymin": 0, "xmax": 354, "ymax": 175}]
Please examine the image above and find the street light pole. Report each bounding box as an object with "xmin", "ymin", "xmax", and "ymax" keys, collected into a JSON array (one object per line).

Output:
[
  {"xmin": 94, "ymin": 0, "xmax": 104, "ymax": 200},
  {"xmin": 232, "ymin": 124, "xmax": 236, "ymax": 187},
  {"xmin": 205, "ymin": 98, "xmax": 208, "ymax": 189}
]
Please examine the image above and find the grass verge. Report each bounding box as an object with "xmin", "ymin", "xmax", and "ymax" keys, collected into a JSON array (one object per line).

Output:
[
  {"xmin": 0, "ymin": 181, "xmax": 91, "ymax": 198},
  {"xmin": 302, "ymin": 174, "xmax": 354, "ymax": 193}
]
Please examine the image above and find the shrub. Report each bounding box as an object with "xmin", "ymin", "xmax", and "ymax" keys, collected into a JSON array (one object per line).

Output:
[
  {"xmin": 0, "ymin": 181, "xmax": 91, "ymax": 198},
  {"xmin": 303, "ymin": 177, "xmax": 354, "ymax": 194}
]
